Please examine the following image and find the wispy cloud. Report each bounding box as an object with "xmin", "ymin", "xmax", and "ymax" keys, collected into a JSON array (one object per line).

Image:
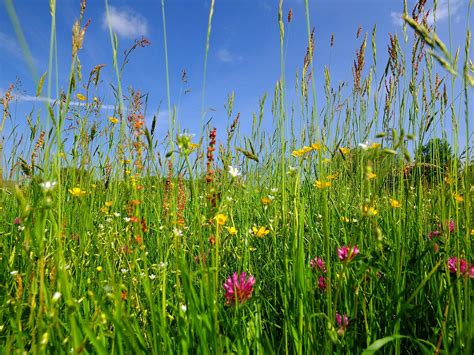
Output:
[
  {"xmin": 11, "ymin": 93, "xmax": 116, "ymax": 111},
  {"xmin": 0, "ymin": 31, "xmax": 24, "ymax": 60},
  {"xmin": 217, "ymin": 48, "xmax": 242, "ymax": 63},
  {"xmin": 390, "ymin": 0, "xmax": 464, "ymax": 26},
  {"xmin": 102, "ymin": 6, "xmax": 148, "ymax": 39}
]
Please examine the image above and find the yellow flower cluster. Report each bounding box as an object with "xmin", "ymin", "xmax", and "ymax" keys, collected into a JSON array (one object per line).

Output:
[
  {"xmin": 69, "ymin": 187, "xmax": 86, "ymax": 197},
  {"xmin": 292, "ymin": 142, "xmax": 324, "ymax": 157}
]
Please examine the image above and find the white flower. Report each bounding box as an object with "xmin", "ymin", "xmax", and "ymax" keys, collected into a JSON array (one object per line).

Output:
[
  {"xmin": 10, "ymin": 270, "xmax": 18, "ymax": 275},
  {"xmin": 52, "ymin": 292, "xmax": 62, "ymax": 302},
  {"xmin": 271, "ymin": 187, "xmax": 278, "ymax": 194},
  {"xmin": 173, "ymin": 228, "xmax": 183, "ymax": 237},
  {"xmin": 40, "ymin": 181, "xmax": 57, "ymax": 192},
  {"xmin": 180, "ymin": 304, "xmax": 187, "ymax": 312},
  {"xmin": 123, "ymin": 217, "xmax": 131, "ymax": 223},
  {"xmin": 228, "ymin": 165, "xmax": 241, "ymax": 178},
  {"xmin": 158, "ymin": 262, "xmax": 168, "ymax": 269},
  {"xmin": 113, "ymin": 212, "xmax": 121, "ymax": 217},
  {"xmin": 120, "ymin": 268, "xmax": 129, "ymax": 274},
  {"xmin": 358, "ymin": 141, "xmax": 370, "ymax": 150},
  {"xmin": 149, "ymin": 274, "xmax": 157, "ymax": 280}
]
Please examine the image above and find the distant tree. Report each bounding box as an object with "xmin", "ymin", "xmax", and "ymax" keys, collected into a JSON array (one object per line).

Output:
[{"xmin": 418, "ymin": 138, "xmax": 453, "ymax": 168}]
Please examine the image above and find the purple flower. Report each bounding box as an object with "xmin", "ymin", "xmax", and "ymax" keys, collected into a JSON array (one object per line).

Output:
[
  {"xmin": 447, "ymin": 219, "xmax": 455, "ymax": 233},
  {"xmin": 310, "ymin": 257, "xmax": 327, "ymax": 273},
  {"xmin": 318, "ymin": 276, "xmax": 327, "ymax": 291},
  {"xmin": 336, "ymin": 312, "xmax": 349, "ymax": 335},
  {"xmin": 447, "ymin": 257, "xmax": 473, "ymax": 278},
  {"xmin": 337, "ymin": 245, "xmax": 359, "ymax": 261},
  {"xmin": 428, "ymin": 230, "xmax": 441, "ymax": 240},
  {"xmin": 223, "ymin": 272, "xmax": 255, "ymax": 305},
  {"xmin": 13, "ymin": 217, "xmax": 21, "ymax": 225}
]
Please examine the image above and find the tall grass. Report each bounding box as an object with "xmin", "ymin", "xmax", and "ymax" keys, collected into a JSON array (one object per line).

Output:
[{"xmin": 0, "ymin": 0, "xmax": 472, "ymax": 353}]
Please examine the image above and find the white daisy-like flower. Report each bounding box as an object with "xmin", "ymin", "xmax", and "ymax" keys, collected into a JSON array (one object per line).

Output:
[
  {"xmin": 228, "ymin": 165, "xmax": 241, "ymax": 178},
  {"xmin": 40, "ymin": 181, "xmax": 57, "ymax": 192},
  {"xmin": 358, "ymin": 141, "xmax": 370, "ymax": 150}
]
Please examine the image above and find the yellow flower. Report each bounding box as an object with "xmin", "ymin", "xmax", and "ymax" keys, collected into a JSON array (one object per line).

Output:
[
  {"xmin": 444, "ymin": 176, "xmax": 453, "ymax": 184},
  {"xmin": 340, "ymin": 216, "xmax": 350, "ymax": 223},
  {"xmin": 311, "ymin": 142, "xmax": 323, "ymax": 151},
  {"xmin": 261, "ymin": 197, "xmax": 272, "ymax": 205},
  {"xmin": 215, "ymin": 213, "xmax": 227, "ymax": 226},
  {"xmin": 362, "ymin": 205, "xmax": 378, "ymax": 217},
  {"xmin": 389, "ymin": 198, "xmax": 401, "ymax": 208},
  {"xmin": 189, "ymin": 142, "xmax": 199, "ymax": 151},
  {"xmin": 366, "ymin": 172, "xmax": 377, "ymax": 180},
  {"xmin": 327, "ymin": 173, "xmax": 339, "ymax": 180},
  {"xmin": 252, "ymin": 226, "xmax": 270, "ymax": 237},
  {"xmin": 315, "ymin": 180, "xmax": 331, "ymax": 189},
  {"xmin": 105, "ymin": 201, "xmax": 113, "ymax": 207},
  {"xmin": 109, "ymin": 117, "xmax": 119, "ymax": 124},
  {"xmin": 69, "ymin": 187, "xmax": 86, "ymax": 197},
  {"xmin": 76, "ymin": 93, "xmax": 86, "ymax": 101},
  {"xmin": 453, "ymin": 193, "xmax": 464, "ymax": 203},
  {"xmin": 471, "ymin": 229, "xmax": 474, "ymax": 236},
  {"xmin": 371, "ymin": 143, "xmax": 381, "ymax": 149},
  {"xmin": 226, "ymin": 226, "xmax": 238, "ymax": 235},
  {"xmin": 339, "ymin": 147, "xmax": 350, "ymax": 155},
  {"xmin": 100, "ymin": 206, "xmax": 109, "ymax": 214},
  {"xmin": 96, "ymin": 266, "xmax": 103, "ymax": 272}
]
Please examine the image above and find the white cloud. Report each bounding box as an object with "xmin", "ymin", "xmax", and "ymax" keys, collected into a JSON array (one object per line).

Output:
[
  {"xmin": 11, "ymin": 93, "xmax": 115, "ymax": 111},
  {"xmin": 390, "ymin": 0, "xmax": 464, "ymax": 26},
  {"xmin": 0, "ymin": 31, "xmax": 24, "ymax": 59},
  {"xmin": 217, "ymin": 48, "xmax": 242, "ymax": 63},
  {"xmin": 102, "ymin": 6, "xmax": 148, "ymax": 39}
]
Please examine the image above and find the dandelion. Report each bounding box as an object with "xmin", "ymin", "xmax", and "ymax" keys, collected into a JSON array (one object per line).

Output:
[
  {"xmin": 226, "ymin": 226, "xmax": 238, "ymax": 235},
  {"xmin": 453, "ymin": 193, "xmax": 463, "ymax": 203},
  {"xmin": 261, "ymin": 197, "xmax": 272, "ymax": 205},
  {"xmin": 389, "ymin": 198, "xmax": 401, "ymax": 208},
  {"xmin": 339, "ymin": 147, "xmax": 351, "ymax": 155},
  {"xmin": 228, "ymin": 165, "xmax": 241, "ymax": 178},
  {"xmin": 215, "ymin": 213, "xmax": 227, "ymax": 226},
  {"xmin": 366, "ymin": 172, "xmax": 377, "ymax": 180},
  {"xmin": 109, "ymin": 117, "xmax": 119, "ymax": 124},
  {"xmin": 362, "ymin": 205, "xmax": 378, "ymax": 217},
  {"xmin": 223, "ymin": 272, "xmax": 255, "ymax": 305},
  {"xmin": 315, "ymin": 180, "xmax": 331, "ymax": 189},
  {"xmin": 340, "ymin": 216, "xmax": 350, "ymax": 223},
  {"xmin": 76, "ymin": 93, "xmax": 86, "ymax": 101},
  {"xmin": 337, "ymin": 245, "xmax": 359, "ymax": 261},
  {"xmin": 311, "ymin": 142, "xmax": 323, "ymax": 151},
  {"xmin": 69, "ymin": 187, "xmax": 86, "ymax": 197},
  {"xmin": 96, "ymin": 266, "xmax": 103, "ymax": 272},
  {"xmin": 252, "ymin": 226, "xmax": 270, "ymax": 237},
  {"xmin": 444, "ymin": 176, "xmax": 453, "ymax": 184}
]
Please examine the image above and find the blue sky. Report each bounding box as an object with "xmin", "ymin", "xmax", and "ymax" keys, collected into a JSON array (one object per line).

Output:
[{"xmin": 0, "ymin": 0, "xmax": 472, "ymax": 160}]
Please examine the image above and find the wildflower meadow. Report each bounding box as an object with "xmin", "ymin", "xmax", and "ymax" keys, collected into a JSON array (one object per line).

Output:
[{"xmin": 0, "ymin": 0, "xmax": 472, "ymax": 353}]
